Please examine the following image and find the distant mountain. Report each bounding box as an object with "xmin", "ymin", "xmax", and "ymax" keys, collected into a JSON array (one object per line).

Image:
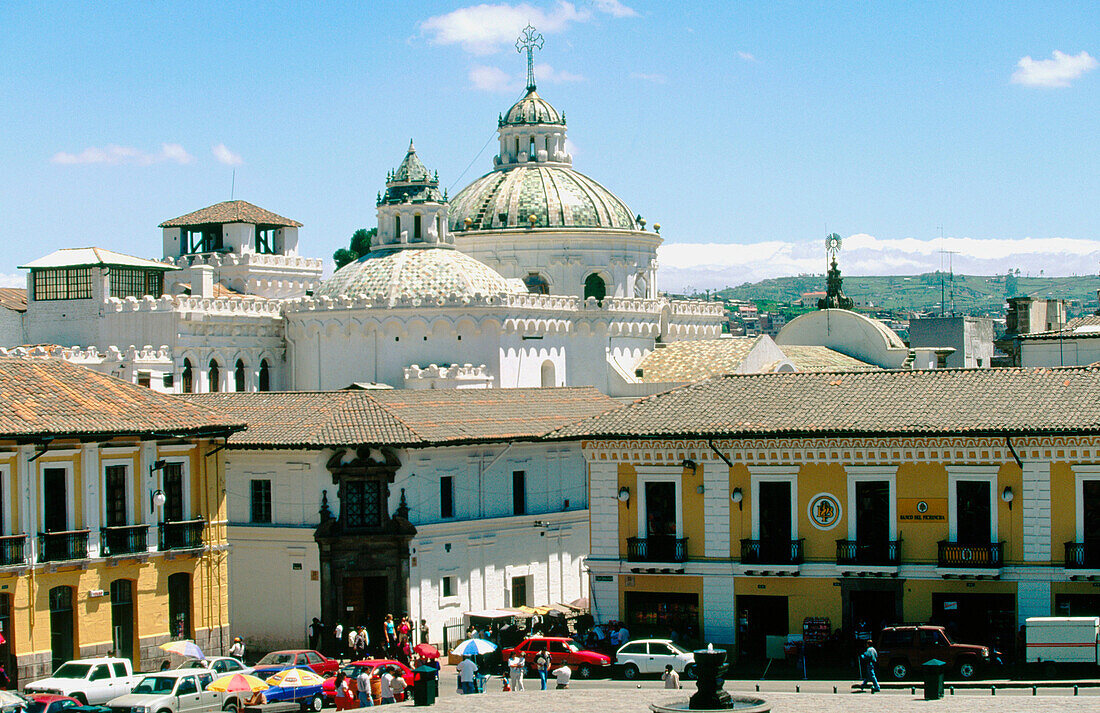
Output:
[{"xmin": 690, "ymin": 273, "xmax": 1100, "ymax": 317}]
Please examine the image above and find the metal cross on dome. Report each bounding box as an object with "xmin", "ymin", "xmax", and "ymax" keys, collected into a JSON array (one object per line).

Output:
[{"xmin": 516, "ymin": 24, "xmax": 544, "ymax": 91}]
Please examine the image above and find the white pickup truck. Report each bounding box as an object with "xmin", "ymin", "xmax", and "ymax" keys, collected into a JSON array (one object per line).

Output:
[{"xmin": 25, "ymin": 657, "xmax": 142, "ymax": 705}]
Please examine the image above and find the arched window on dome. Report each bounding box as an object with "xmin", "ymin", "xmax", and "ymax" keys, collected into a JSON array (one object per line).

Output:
[
  {"xmin": 541, "ymin": 360, "xmax": 556, "ymax": 388},
  {"xmin": 414, "ymin": 214, "xmax": 422, "ymax": 240},
  {"xmin": 181, "ymin": 359, "xmax": 193, "ymax": 394},
  {"xmin": 207, "ymin": 359, "xmax": 221, "ymax": 393},
  {"xmin": 584, "ymin": 273, "xmax": 606, "ymax": 304},
  {"xmin": 259, "ymin": 360, "xmax": 271, "ymax": 392},
  {"xmin": 234, "ymin": 359, "xmax": 246, "ymax": 392},
  {"xmin": 395, "ymin": 215, "xmax": 401, "ymax": 240},
  {"xmin": 523, "ymin": 273, "xmax": 550, "ymax": 295},
  {"xmin": 634, "ymin": 273, "xmax": 648, "ymax": 298}
]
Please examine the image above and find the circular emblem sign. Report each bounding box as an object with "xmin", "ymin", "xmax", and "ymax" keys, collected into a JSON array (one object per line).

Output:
[
  {"xmin": 916, "ymin": 500, "xmax": 929, "ymax": 514},
  {"xmin": 808, "ymin": 493, "xmax": 842, "ymax": 530}
]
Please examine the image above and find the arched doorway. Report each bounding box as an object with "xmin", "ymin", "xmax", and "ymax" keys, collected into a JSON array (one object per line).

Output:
[
  {"xmin": 583, "ymin": 273, "xmax": 606, "ymax": 303},
  {"xmin": 168, "ymin": 573, "xmax": 192, "ymax": 640},
  {"xmin": 49, "ymin": 586, "xmax": 74, "ymax": 671},
  {"xmin": 540, "ymin": 360, "xmax": 556, "ymax": 388},
  {"xmin": 110, "ymin": 579, "xmax": 135, "ymax": 664}
]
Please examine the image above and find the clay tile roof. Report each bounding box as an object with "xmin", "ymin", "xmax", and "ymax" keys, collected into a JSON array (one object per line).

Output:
[
  {"xmin": 550, "ymin": 367, "xmax": 1100, "ymax": 440},
  {"xmin": 159, "ymin": 200, "xmax": 302, "ymax": 228},
  {"xmin": 776, "ymin": 345, "xmax": 880, "ymax": 372},
  {"xmin": 181, "ymin": 387, "xmax": 617, "ymax": 449},
  {"xmin": 0, "ymin": 289, "xmax": 26, "ymax": 313},
  {"xmin": 635, "ymin": 338, "xmax": 760, "ymax": 383},
  {"xmin": 0, "ymin": 357, "xmax": 243, "ymax": 440}
]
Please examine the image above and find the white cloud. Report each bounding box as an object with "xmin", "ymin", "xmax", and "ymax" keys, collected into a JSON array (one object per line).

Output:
[
  {"xmin": 212, "ymin": 143, "xmax": 244, "ymax": 166},
  {"xmin": 631, "ymin": 72, "xmax": 667, "ymax": 83},
  {"xmin": 1011, "ymin": 50, "xmax": 1098, "ymax": 88},
  {"xmin": 51, "ymin": 143, "xmax": 194, "ymax": 166},
  {"xmin": 737, "ymin": 51, "xmax": 756, "ymax": 62},
  {"xmin": 469, "ymin": 65, "xmax": 517, "ymax": 92},
  {"xmin": 422, "ymin": 2, "xmax": 589, "ymax": 55},
  {"xmin": 0, "ymin": 273, "xmax": 23, "ymax": 288},
  {"xmin": 534, "ymin": 62, "xmax": 584, "ymax": 82},
  {"xmin": 593, "ymin": 0, "xmax": 636, "ymax": 18},
  {"xmin": 656, "ymin": 234, "xmax": 1100, "ymax": 292}
]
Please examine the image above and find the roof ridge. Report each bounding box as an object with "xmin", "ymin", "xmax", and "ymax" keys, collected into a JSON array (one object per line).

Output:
[{"xmin": 359, "ymin": 391, "xmax": 428, "ymax": 442}]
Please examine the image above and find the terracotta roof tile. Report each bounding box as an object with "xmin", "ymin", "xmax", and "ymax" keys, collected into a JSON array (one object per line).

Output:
[
  {"xmin": 635, "ymin": 338, "xmax": 760, "ymax": 382},
  {"xmin": 159, "ymin": 200, "xmax": 302, "ymax": 228},
  {"xmin": 551, "ymin": 367, "xmax": 1100, "ymax": 440},
  {"xmin": 776, "ymin": 345, "xmax": 880, "ymax": 372},
  {"xmin": 0, "ymin": 289, "xmax": 26, "ymax": 313},
  {"xmin": 0, "ymin": 357, "xmax": 243, "ymax": 439}
]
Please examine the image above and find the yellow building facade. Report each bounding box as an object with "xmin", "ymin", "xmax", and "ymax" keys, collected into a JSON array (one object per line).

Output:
[
  {"xmin": 0, "ymin": 357, "xmax": 242, "ymax": 685},
  {"xmin": 565, "ymin": 368, "xmax": 1100, "ymax": 666}
]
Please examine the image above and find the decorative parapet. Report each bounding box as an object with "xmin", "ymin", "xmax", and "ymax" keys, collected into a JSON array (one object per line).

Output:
[
  {"xmin": 169, "ymin": 252, "xmax": 323, "ymax": 270},
  {"xmin": 669, "ymin": 299, "xmax": 726, "ymax": 317},
  {"xmin": 103, "ymin": 294, "xmax": 284, "ymax": 316},
  {"xmin": 0, "ymin": 344, "xmax": 173, "ymax": 364},
  {"xmin": 403, "ymin": 363, "xmax": 494, "ymax": 390}
]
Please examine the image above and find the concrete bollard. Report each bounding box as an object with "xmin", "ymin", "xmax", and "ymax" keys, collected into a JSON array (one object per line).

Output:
[
  {"xmin": 991, "ymin": 685, "xmax": 996, "ymax": 696},
  {"xmin": 949, "ymin": 686, "xmax": 954, "ymax": 695},
  {"xmin": 1032, "ymin": 686, "xmax": 1037, "ymax": 696},
  {"xmin": 1074, "ymin": 685, "xmax": 1079, "ymax": 696},
  {"xmin": 755, "ymin": 685, "xmax": 759, "ymax": 692},
  {"xmin": 910, "ymin": 687, "xmax": 915, "ymax": 695},
  {"xmin": 833, "ymin": 686, "xmax": 837, "ymax": 694},
  {"xmin": 795, "ymin": 686, "xmax": 800, "ymax": 693}
]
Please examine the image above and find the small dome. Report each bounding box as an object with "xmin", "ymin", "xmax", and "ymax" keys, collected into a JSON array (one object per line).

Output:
[
  {"xmin": 501, "ymin": 89, "xmax": 564, "ymax": 126},
  {"xmin": 450, "ymin": 165, "xmax": 638, "ymax": 232},
  {"xmin": 316, "ymin": 246, "xmax": 522, "ymax": 305}
]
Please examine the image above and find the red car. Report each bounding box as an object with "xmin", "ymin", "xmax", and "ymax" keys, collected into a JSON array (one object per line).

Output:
[
  {"xmin": 321, "ymin": 660, "xmax": 415, "ymax": 704},
  {"xmin": 25, "ymin": 695, "xmax": 82, "ymax": 713},
  {"xmin": 501, "ymin": 636, "xmax": 612, "ymax": 679},
  {"xmin": 252, "ymin": 650, "xmax": 340, "ymax": 679}
]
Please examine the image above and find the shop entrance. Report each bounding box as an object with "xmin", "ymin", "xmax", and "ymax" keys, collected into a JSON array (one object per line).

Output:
[
  {"xmin": 110, "ymin": 580, "xmax": 135, "ymax": 664},
  {"xmin": 737, "ymin": 595, "xmax": 788, "ymax": 659},
  {"xmin": 168, "ymin": 573, "xmax": 192, "ymax": 640},
  {"xmin": 49, "ymin": 586, "xmax": 74, "ymax": 673},
  {"xmin": 1055, "ymin": 593, "xmax": 1100, "ymax": 617},
  {"xmin": 0, "ymin": 592, "xmax": 13, "ymax": 687},
  {"xmin": 842, "ymin": 582, "xmax": 902, "ymax": 635},
  {"xmin": 931, "ymin": 593, "xmax": 1014, "ymax": 656},
  {"xmin": 624, "ymin": 591, "xmax": 699, "ymax": 641},
  {"xmin": 343, "ymin": 576, "xmax": 389, "ymax": 654}
]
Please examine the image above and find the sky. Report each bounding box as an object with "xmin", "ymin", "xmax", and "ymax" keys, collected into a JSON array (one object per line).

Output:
[{"xmin": 1, "ymin": 1, "xmax": 1099, "ymax": 292}]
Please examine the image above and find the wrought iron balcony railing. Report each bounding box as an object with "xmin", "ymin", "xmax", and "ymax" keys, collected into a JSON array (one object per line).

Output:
[
  {"xmin": 937, "ymin": 540, "xmax": 1004, "ymax": 568},
  {"xmin": 0, "ymin": 534, "xmax": 26, "ymax": 566},
  {"xmin": 626, "ymin": 536, "xmax": 688, "ymax": 563},
  {"xmin": 740, "ymin": 538, "xmax": 804, "ymax": 565},
  {"xmin": 1064, "ymin": 541, "xmax": 1100, "ymax": 569},
  {"xmin": 38, "ymin": 530, "xmax": 90, "ymax": 563},
  {"xmin": 101, "ymin": 524, "xmax": 149, "ymax": 556},
  {"xmin": 159, "ymin": 519, "xmax": 205, "ymax": 551},
  {"xmin": 836, "ymin": 539, "xmax": 901, "ymax": 566}
]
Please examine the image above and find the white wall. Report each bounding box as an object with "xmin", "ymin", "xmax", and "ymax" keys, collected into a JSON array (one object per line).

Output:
[
  {"xmin": 0, "ymin": 306, "xmax": 25, "ymax": 347},
  {"xmin": 1020, "ymin": 337, "xmax": 1100, "ymax": 367}
]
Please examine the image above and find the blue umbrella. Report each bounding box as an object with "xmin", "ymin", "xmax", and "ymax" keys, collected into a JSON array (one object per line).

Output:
[{"xmin": 451, "ymin": 638, "xmax": 497, "ymax": 656}]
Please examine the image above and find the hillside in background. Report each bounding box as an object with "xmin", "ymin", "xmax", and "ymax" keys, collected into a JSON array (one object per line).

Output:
[{"xmin": 697, "ymin": 273, "xmax": 1100, "ymax": 317}]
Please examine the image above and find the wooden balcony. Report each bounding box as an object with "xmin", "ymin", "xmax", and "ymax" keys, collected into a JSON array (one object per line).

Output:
[
  {"xmin": 740, "ymin": 538, "xmax": 804, "ymax": 565},
  {"xmin": 159, "ymin": 519, "xmax": 204, "ymax": 551},
  {"xmin": 836, "ymin": 539, "xmax": 901, "ymax": 566},
  {"xmin": 38, "ymin": 530, "xmax": 90, "ymax": 563},
  {"xmin": 937, "ymin": 540, "xmax": 1004, "ymax": 568},
  {"xmin": 0, "ymin": 534, "xmax": 26, "ymax": 566},
  {"xmin": 101, "ymin": 525, "xmax": 149, "ymax": 556},
  {"xmin": 626, "ymin": 536, "xmax": 688, "ymax": 563},
  {"xmin": 1064, "ymin": 541, "xmax": 1100, "ymax": 569}
]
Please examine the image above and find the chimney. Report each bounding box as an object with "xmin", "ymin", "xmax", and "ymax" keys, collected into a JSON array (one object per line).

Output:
[{"xmin": 193, "ymin": 265, "xmax": 215, "ymax": 299}]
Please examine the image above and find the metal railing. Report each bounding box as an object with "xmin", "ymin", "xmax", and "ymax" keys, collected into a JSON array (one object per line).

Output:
[
  {"xmin": 937, "ymin": 540, "xmax": 1004, "ymax": 568},
  {"xmin": 1064, "ymin": 541, "xmax": 1100, "ymax": 569},
  {"xmin": 626, "ymin": 536, "xmax": 689, "ymax": 563},
  {"xmin": 836, "ymin": 539, "xmax": 901, "ymax": 566},
  {"xmin": 101, "ymin": 524, "xmax": 149, "ymax": 556},
  {"xmin": 740, "ymin": 538, "xmax": 804, "ymax": 565},
  {"xmin": 0, "ymin": 534, "xmax": 26, "ymax": 566},
  {"xmin": 159, "ymin": 519, "xmax": 205, "ymax": 551},
  {"xmin": 38, "ymin": 529, "xmax": 90, "ymax": 563}
]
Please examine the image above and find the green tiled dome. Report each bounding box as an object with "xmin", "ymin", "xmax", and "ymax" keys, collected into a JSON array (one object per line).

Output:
[
  {"xmin": 501, "ymin": 89, "xmax": 565, "ymax": 126},
  {"xmin": 316, "ymin": 246, "xmax": 520, "ymax": 304},
  {"xmin": 449, "ymin": 165, "xmax": 638, "ymax": 232}
]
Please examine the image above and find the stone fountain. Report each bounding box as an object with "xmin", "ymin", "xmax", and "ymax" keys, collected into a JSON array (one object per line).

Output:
[{"xmin": 650, "ymin": 645, "xmax": 770, "ymax": 713}]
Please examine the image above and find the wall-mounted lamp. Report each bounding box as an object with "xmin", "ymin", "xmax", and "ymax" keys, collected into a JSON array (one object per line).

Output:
[
  {"xmin": 617, "ymin": 486, "xmax": 631, "ymax": 506},
  {"xmin": 149, "ymin": 459, "xmax": 169, "ymax": 515},
  {"xmin": 731, "ymin": 487, "xmax": 743, "ymax": 510},
  {"xmin": 1002, "ymin": 485, "xmax": 1014, "ymax": 509}
]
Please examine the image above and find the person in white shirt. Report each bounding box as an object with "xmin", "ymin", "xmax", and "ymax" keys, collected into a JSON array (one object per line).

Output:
[
  {"xmin": 663, "ymin": 665, "xmax": 680, "ymax": 689},
  {"xmin": 229, "ymin": 637, "xmax": 244, "ymax": 660},
  {"xmin": 507, "ymin": 653, "xmax": 525, "ymax": 691},
  {"xmin": 356, "ymin": 668, "xmax": 373, "ymax": 707},
  {"xmin": 334, "ymin": 623, "xmax": 344, "ymax": 658},
  {"xmin": 388, "ymin": 668, "xmax": 407, "ymax": 702},
  {"xmin": 552, "ymin": 664, "xmax": 572, "ymax": 689},
  {"xmin": 457, "ymin": 656, "xmax": 478, "ymax": 694},
  {"xmin": 379, "ymin": 670, "xmax": 395, "ymax": 704}
]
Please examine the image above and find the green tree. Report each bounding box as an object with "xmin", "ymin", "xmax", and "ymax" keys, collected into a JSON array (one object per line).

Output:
[
  {"xmin": 332, "ymin": 228, "xmax": 377, "ymax": 269},
  {"xmin": 1005, "ymin": 270, "xmax": 1018, "ymax": 297}
]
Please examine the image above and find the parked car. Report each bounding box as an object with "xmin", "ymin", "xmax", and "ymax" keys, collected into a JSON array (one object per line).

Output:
[
  {"xmin": 876, "ymin": 625, "xmax": 997, "ymax": 680},
  {"xmin": 24, "ymin": 694, "xmax": 82, "ymax": 713},
  {"xmin": 106, "ymin": 670, "xmax": 241, "ymax": 713},
  {"xmin": 25, "ymin": 658, "xmax": 142, "ymax": 705},
  {"xmin": 320, "ymin": 660, "xmax": 414, "ymax": 704},
  {"xmin": 614, "ymin": 639, "xmax": 696, "ymax": 680},
  {"xmin": 175, "ymin": 658, "xmax": 253, "ymax": 677},
  {"xmin": 252, "ymin": 651, "xmax": 339, "ymax": 680},
  {"xmin": 501, "ymin": 636, "xmax": 612, "ymax": 679}
]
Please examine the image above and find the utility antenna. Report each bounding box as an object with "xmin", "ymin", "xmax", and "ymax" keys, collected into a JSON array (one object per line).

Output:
[{"xmin": 231, "ymin": 169, "xmax": 236, "ymax": 200}]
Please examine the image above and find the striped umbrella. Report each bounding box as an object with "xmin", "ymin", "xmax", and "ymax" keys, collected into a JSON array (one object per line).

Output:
[
  {"xmin": 207, "ymin": 674, "xmax": 269, "ymax": 693},
  {"xmin": 264, "ymin": 668, "xmax": 326, "ymax": 688},
  {"xmin": 451, "ymin": 638, "xmax": 497, "ymax": 656},
  {"xmin": 160, "ymin": 640, "xmax": 205, "ymax": 659}
]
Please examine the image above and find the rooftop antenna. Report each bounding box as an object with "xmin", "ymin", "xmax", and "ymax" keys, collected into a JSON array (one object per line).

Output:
[
  {"xmin": 937, "ymin": 225, "xmax": 944, "ymax": 316},
  {"xmin": 231, "ymin": 169, "xmax": 236, "ymax": 200}
]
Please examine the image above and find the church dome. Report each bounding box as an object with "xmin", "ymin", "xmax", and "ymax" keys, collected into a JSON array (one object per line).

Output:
[
  {"xmin": 449, "ymin": 165, "xmax": 638, "ymax": 232},
  {"xmin": 316, "ymin": 246, "xmax": 521, "ymax": 305},
  {"xmin": 501, "ymin": 89, "xmax": 564, "ymax": 126}
]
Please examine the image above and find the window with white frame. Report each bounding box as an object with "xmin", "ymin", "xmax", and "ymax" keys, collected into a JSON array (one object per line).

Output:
[
  {"xmin": 1073, "ymin": 465, "xmax": 1100, "ymax": 545},
  {"xmin": 846, "ymin": 466, "xmax": 898, "ymax": 542},
  {"xmin": 947, "ymin": 466, "xmax": 998, "ymax": 544},
  {"xmin": 103, "ymin": 462, "xmax": 130, "ymax": 527},
  {"xmin": 441, "ymin": 576, "xmax": 455, "ymax": 598},
  {"xmin": 749, "ymin": 466, "xmax": 798, "ymax": 542},
  {"xmin": 636, "ymin": 468, "xmax": 684, "ymax": 540}
]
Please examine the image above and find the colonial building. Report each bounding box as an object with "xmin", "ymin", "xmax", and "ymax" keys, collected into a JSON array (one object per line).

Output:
[
  {"xmin": 554, "ymin": 367, "xmax": 1100, "ymax": 665},
  {"xmin": 0, "ymin": 357, "xmax": 242, "ymax": 683},
  {"xmin": 184, "ymin": 387, "xmax": 613, "ymax": 650}
]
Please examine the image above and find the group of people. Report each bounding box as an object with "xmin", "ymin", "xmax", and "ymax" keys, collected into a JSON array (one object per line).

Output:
[
  {"xmin": 332, "ymin": 666, "xmax": 409, "ymax": 708},
  {"xmin": 457, "ymin": 650, "xmax": 571, "ymax": 694},
  {"xmin": 577, "ymin": 620, "xmax": 630, "ymax": 654},
  {"xmin": 308, "ymin": 614, "xmax": 429, "ymax": 666}
]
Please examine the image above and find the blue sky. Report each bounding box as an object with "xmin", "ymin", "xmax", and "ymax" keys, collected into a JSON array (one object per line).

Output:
[{"xmin": 1, "ymin": 1, "xmax": 1099, "ymax": 291}]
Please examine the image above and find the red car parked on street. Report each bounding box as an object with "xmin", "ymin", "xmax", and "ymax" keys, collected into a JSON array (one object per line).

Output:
[
  {"xmin": 25, "ymin": 695, "xmax": 83, "ymax": 713},
  {"xmin": 501, "ymin": 636, "xmax": 611, "ymax": 679},
  {"xmin": 321, "ymin": 660, "xmax": 415, "ymax": 705},
  {"xmin": 252, "ymin": 650, "xmax": 340, "ymax": 680}
]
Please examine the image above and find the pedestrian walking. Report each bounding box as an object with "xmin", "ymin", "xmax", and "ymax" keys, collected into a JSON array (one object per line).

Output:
[
  {"xmin": 389, "ymin": 668, "xmax": 406, "ymax": 702},
  {"xmin": 378, "ymin": 669, "xmax": 395, "ymax": 705},
  {"xmin": 859, "ymin": 640, "xmax": 880, "ymax": 693},
  {"xmin": 552, "ymin": 664, "xmax": 571, "ymax": 689},
  {"xmin": 356, "ymin": 667, "xmax": 374, "ymax": 708},
  {"xmin": 229, "ymin": 636, "xmax": 245, "ymax": 661},
  {"xmin": 663, "ymin": 664, "xmax": 680, "ymax": 689},
  {"xmin": 308, "ymin": 617, "xmax": 323, "ymax": 652},
  {"xmin": 334, "ymin": 623, "xmax": 344, "ymax": 658},
  {"xmin": 354, "ymin": 626, "xmax": 368, "ymax": 659},
  {"xmin": 383, "ymin": 614, "xmax": 396, "ymax": 654},
  {"xmin": 419, "ymin": 619, "xmax": 429, "ymax": 644},
  {"xmin": 333, "ymin": 672, "xmax": 350, "ymax": 711},
  {"xmin": 507, "ymin": 652, "xmax": 525, "ymax": 691},
  {"xmin": 457, "ymin": 655, "xmax": 478, "ymax": 694},
  {"xmin": 535, "ymin": 648, "xmax": 551, "ymax": 690}
]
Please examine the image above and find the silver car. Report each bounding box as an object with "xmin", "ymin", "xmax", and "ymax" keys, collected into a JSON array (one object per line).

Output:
[
  {"xmin": 615, "ymin": 639, "xmax": 696, "ymax": 680},
  {"xmin": 107, "ymin": 670, "xmax": 239, "ymax": 713}
]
